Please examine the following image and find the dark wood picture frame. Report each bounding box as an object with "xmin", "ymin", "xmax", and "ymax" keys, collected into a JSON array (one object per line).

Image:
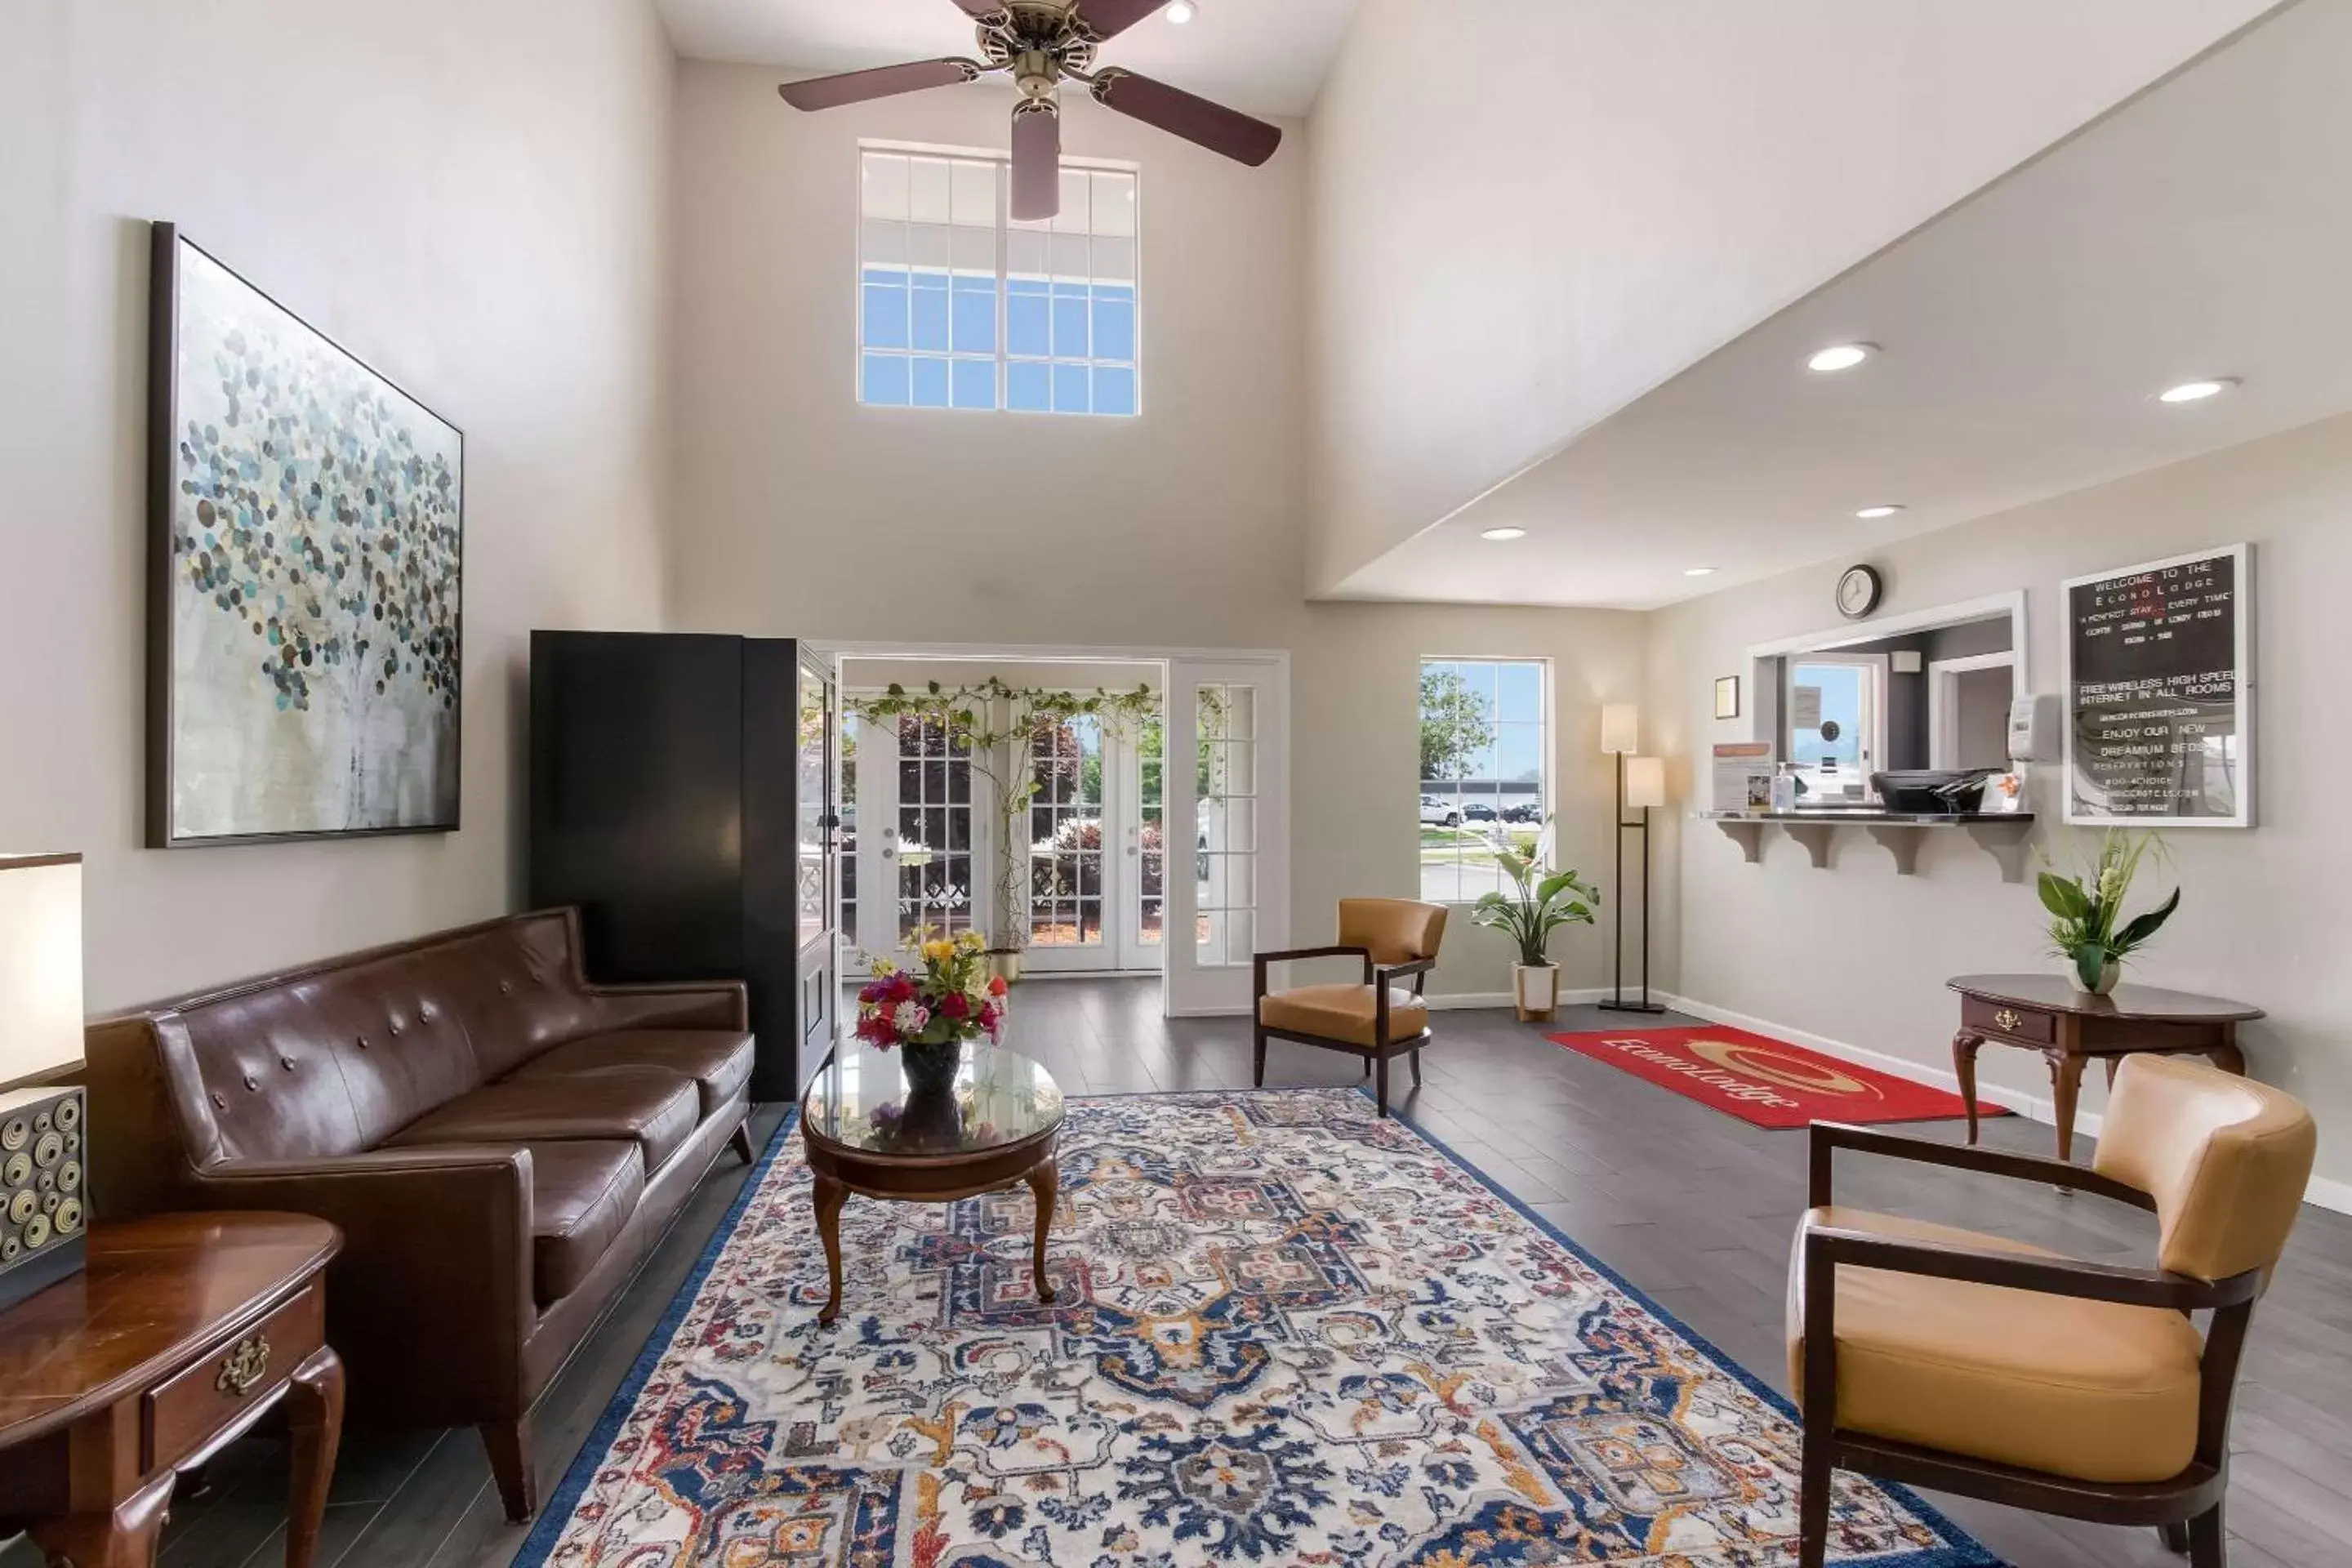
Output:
[
  {"xmin": 1714, "ymin": 675, "xmax": 1741, "ymax": 720},
  {"xmin": 147, "ymin": 222, "xmax": 466, "ymax": 849}
]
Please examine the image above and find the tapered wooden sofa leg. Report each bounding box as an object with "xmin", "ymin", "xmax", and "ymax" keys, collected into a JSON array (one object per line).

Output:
[{"xmin": 480, "ymin": 1418, "xmax": 538, "ymax": 1523}]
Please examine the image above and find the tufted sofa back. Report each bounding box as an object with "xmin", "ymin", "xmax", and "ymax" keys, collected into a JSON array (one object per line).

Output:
[{"xmin": 85, "ymin": 911, "xmax": 610, "ymax": 1192}]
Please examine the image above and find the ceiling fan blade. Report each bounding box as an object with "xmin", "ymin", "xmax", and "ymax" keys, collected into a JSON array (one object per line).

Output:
[
  {"xmin": 1089, "ymin": 69, "xmax": 1282, "ymax": 167},
  {"xmin": 1010, "ymin": 103, "xmax": 1062, "ymax": 221},
  {"xmin": 946, "ymin": 0, "xmax": 1014, "ymax": 23},
  {"xmin": 777, "ymin": 59, "xmax": 981, "ymax": 112},
  {"xmin": 1069, "ymin": 0, "xmax": 1171, "ymax": 42}
]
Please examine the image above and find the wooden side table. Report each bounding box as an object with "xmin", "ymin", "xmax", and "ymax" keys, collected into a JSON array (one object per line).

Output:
[
  {"xmin": 0, "ymin": 1213, "xmax": 343, "ymax": 1568},
  {"xmin": 1948, "ymin": 973, "xmax": 2262, "ymax": 1162}
]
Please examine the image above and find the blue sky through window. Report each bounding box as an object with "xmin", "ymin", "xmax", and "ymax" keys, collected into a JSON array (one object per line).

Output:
[{"xmin": 859, "ymin": 149, "xmax": 1138, "ymax": 416}]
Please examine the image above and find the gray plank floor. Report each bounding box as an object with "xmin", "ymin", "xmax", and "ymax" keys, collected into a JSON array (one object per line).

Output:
[{"xmin": 16, "ymin": 978, "xmax": 2350, "ymax": 1567}]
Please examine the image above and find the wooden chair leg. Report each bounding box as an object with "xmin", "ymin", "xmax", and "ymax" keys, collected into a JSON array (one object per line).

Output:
[
  {"xmin": 2160, "ymin": 1521, "xmax": 2192, "ymax": 1555},
  {"xmin": 1252, "ymin": 1027, "xmax": 1267, "ymax": 1087},
  {"xmin": 2187, "ymin": 1502, "xmax": 2225, "ymax": 1568},
  {"xmin": 1374, "ymin": 1054, "xmax": 1390, "ymax": 1116},
  {"xmin": 1361, "ymin": 1053, "xmax": 1370, "ymax": 1077},
  {"xmin": 1410, "ymin": 1045, "xmax": 1423, "ymax": 1086},
  {"xmin": 1797, "ymin": 1428, "xmax": 1832, "ymax": 1568},
  {"xmin": 479, "ymin": 1417, "xmax": 537, "ymax": 1523},
  {"xmin": 728, "ymin": 1122, "xmax": 756, "ymax": 1164}
]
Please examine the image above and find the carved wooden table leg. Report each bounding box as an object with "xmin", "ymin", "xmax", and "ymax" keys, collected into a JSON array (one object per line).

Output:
[
  {"xmin": 1951, "ymin": 1031, "xmax": 1985, "ymax": 1144},
  {"xmin": 2049, "ymin": 1050, "xmax": 2087, "ymax": 1163},
  {"xmin": 284, "ymin": 1345, "xmax": 345, "ymax": 1568},
  {"xmin": 30, "ymin": 1468, "xmax": 175, "ymax": 1568},
  {"xmin": 1025, "ymin": 1160, "xmax": 1058, "ymax": 1305},
  {"xmin": 813, "ymin": 1174, "xmax": 849, "ymax": 1325},
  {"xmin": 2207, "ymin": 1039, "xmax": 2247, "ymax": 1076}
]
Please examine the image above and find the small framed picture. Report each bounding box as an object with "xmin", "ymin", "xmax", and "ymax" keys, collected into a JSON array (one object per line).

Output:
[{"xmin": 1714, "ymin": 675, "xmax": 1741, "ymax": 721}]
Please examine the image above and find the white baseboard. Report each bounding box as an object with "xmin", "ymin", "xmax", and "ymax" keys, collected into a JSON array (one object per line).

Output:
[
  {"xmin": 1425, "ymin": 987, "xmax": 1617, "ymax": 1011},
  {"xmin": 1654, "ymin": 991, "xmax": 2352, "ymax": 1218}
]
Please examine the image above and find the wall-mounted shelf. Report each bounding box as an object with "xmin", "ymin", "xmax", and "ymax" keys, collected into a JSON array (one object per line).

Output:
[{"xmin": 1701, "ymin": 810, "xmax": 2036, "ymax": 882}]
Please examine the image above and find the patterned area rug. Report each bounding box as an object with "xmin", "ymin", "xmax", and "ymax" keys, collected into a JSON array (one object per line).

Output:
[{"xmin": 519, "ymin": 1090, "xmax": 1998, "ymax": 1566}]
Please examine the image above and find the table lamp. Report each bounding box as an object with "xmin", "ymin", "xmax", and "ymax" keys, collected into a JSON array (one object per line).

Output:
[{"xmin": 0, "ymin": 853, "xmax": 88, "ymax": 1310}]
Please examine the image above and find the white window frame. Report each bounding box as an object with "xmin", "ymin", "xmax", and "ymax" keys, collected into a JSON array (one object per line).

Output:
[
  {"xmin": 855, "ymin": 140, "xmax": 1142, "ymax": 417},
  {"xmin": 1928, "ymin": 651, "xmax": 2019, "ymax": 769},
  {"xmin": 1416, "ymin": 657, "xmax": 1552, "ymax": 906},
  {"xmin": 1784, "ymin": 652, "xmax": 1890, "ymax": 795}
]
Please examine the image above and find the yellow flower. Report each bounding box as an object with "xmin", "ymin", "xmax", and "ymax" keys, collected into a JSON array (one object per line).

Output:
[
  {"xmin": 922, "ymin": 938, "xmax": 955, "ymax": 961},
  {"xmin": 956, "ymin": 930, "xmax": 986, "ymax": 952}
]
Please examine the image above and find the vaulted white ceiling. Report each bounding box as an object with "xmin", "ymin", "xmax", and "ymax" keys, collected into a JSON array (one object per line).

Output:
[
  {"xmin": 1330, "ymin": 0, "xmax": 2352, "ymax": 610},
  {"xmin": 657, "ymin": 0, "xmax": 1358, "ymax": 118}
]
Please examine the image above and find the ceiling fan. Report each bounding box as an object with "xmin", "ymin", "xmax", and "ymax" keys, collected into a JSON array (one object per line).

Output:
[{"xmin": 777, "ymin": 0, "xmax": 1282, "ymax": 221}]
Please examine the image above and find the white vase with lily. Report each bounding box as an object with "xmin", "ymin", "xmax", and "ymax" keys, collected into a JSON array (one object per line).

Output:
[
  {"xmin": 1471, "ymin": 823, "xmax": 1600, "ymax": 1023},
  {"xmin": 2038, "ymin": 831, "xmax": 2180, "ymax": 996}
]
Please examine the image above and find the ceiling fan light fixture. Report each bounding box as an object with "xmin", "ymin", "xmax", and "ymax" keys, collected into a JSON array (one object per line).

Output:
[
  {"xmin": 2157, "ymin": 377, "xmax": 2239, "ymax": 403},
  {"xmin": 1806, "ymin": 343, "xmax": 1876, "ymax": 373},
  {"xmin": 1855, "ymin": 504, "xmax": 1904, "ymax": 519},
  {"xmin": 1479, "ymin": 527, "xmax": 1527, "ymax": 542},
  {"xmin": 1165, "ymin": 0, "xmax": 1198, "ymax": 21}
]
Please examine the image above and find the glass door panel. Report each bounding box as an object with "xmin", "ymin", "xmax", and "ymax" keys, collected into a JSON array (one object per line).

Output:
[
  {"xmin": 1788, "ymin": 656, "xmax": 1884, "ymax": 802},
  {"xmin": 1023, "ymin": 712, "xmax": 1116, "ymax": 971},
  {"xmin": 1126, "ymin": 714, "xmax": 1166, "ymax": 955},
  {"xmin": 1165, "ymin": 661, "xmax": 1287, "ymax": 1017},
  {"xmin": 796, "ymin": 662, "xmax": 834, "ymax": 953},
  {"xmin": 893, "ymin": 710, "xmax": 979, "ymax": 956}
]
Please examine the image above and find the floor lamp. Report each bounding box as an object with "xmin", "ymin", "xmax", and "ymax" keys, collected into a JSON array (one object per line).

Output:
[{"xmin": 1599, "ymin": 706, "xmax": 1667, "ymax": 1014}]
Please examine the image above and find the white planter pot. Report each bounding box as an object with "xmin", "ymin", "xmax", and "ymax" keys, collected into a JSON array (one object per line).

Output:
[{"xmin": 1513, "ymin": 963, "xmax": 1561, "ymax": 1022}]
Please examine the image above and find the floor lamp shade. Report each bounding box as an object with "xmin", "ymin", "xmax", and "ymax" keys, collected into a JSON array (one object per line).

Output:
[
  {"xmin": 1624, "ymin": 756, "xmax": 1667, "ymax": 810},
  {"xmin": 1600, "ymin": 705, "xmax": 1641, "ymax": 755},
  {"xmin": 0, "ymin": 854, "xmax": 82, "ymax": 1088}
]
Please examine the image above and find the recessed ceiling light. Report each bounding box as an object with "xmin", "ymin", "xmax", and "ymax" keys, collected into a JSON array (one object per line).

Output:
[
  {"xmin": 1855, "ymin": 504, "xmax": 1905, "ymax": 519},
  {"xmin": 1480, "ymin": 527, "xmax": 1526, "ymax": 541},
  {"xmin": 1684, "ymin": 566, "xmax": 1717, "ymax": 577},
  {"xmin": 1165, "ymin": 0, "xmax": 1198, "ymax": 21},
  {"xmin": 2157, "ymin": 377, "xmax": 2239, "ymax": 403},
  {"xmin": 1806, "ymin": 343, "xmax": 1876, "ymax": 373}
]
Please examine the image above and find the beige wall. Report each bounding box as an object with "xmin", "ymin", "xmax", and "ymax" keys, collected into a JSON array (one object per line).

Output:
[
  {"xmin": 668, "ymin": 61, "xmax": 1648, "ymax": 1000},
  {"xmin": 1645, "ymin": 415, "xmax": 2352, "ymax": 1197},
  {"xmin": 1302, "ymin": 0, "xmax": 2280, "ymax": 595},
  {"xmin": 0, "ymin": 0, "xmax": 676, "ymax": 1009}
]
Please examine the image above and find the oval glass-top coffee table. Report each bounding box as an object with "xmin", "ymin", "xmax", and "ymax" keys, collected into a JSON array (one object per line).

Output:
[{"xmin": 800, "ymin": 1040, "xmax": 1066, "ymax": 1325}]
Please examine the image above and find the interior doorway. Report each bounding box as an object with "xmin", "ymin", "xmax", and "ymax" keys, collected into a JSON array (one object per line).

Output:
[{"xmin": 831, "ymin": 647, "xmax": 1289, "ymax": 1017}]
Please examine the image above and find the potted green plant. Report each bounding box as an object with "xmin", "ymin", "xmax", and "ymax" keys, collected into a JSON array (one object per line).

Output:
[
  {"xmin": 2038, "ymin": 830, "xmax": 2180, "ymax": 995},
  {"xmin": 1472, "ymin": 832, "xmax": 1600, "ymax": 1022}
]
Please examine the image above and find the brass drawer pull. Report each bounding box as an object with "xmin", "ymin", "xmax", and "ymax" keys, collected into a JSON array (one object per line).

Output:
[
  {"xmin": 1993, "ymin": 1008, "xmax": 2024, "ymax": 1032},
  {"xmin": 216, "ymin": 1334, "xmax": 272, "ymax": 1396}
]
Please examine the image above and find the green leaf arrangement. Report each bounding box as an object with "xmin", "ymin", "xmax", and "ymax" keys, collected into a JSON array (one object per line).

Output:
[
  {"xmin": 2037, "ymin": 830, "xmax": 2180, "ymax": 992},
  {"xmin": 1469, "ymin": 823, "xmax": 1601, "ymax": 969}
]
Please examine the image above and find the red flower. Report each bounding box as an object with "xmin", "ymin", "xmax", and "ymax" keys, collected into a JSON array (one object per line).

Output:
[
  {"xmin": 987, "ymin": 975, "xmax": 1009, "ymax": 997},
  {"xmin": 941, "ymin": 991, "xmax": 971, "ymax": 1019},
  {"xmin": 978, "ymin": 1001, "xmax": 1000, "ymax": 1030}
]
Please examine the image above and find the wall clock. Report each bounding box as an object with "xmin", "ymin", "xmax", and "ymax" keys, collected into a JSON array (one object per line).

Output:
[{"xmin": 1835, "ymin": 564, "xmax": 1884, "ymax": 620}]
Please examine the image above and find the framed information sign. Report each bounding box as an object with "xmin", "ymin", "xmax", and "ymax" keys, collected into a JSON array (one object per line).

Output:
[{"xmin": 2061, "ymin": 544, "xmax": 2251, "ymax": 827}]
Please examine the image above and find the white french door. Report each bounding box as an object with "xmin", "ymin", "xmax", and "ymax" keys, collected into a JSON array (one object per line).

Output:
[
  {"xmin": 847, "ymin": 710, "xmax": 989, "ymax": 969},
  {"xmin": 1164, "ymin": 658, "xmax": 1290, "ymax": 1016},
  {"xmin": 1022, "ymin": 710, "xmax": 1169, "ymax": 973}
]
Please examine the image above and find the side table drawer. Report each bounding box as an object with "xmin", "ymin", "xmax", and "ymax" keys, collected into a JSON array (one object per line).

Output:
[
  {"xmin": 1962, "ymin": 996, "xmax": 2056, "ymax": 1045},
  {"xmin": 144, "ymin": 1282, "xmax": 325, "ymax": 1468}
]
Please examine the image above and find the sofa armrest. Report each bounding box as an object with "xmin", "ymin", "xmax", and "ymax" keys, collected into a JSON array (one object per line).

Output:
[
  {"xmin": 189, "ymin": 1144, "xmax": 535, "ymax": 1422},
  {"xmin": 584, "ymin": 978, "xmax": 751, "ymax": 1033}
]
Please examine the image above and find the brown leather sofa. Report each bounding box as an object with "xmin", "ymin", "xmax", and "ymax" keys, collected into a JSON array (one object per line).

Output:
[{"xmin": 81, "ymin": 909, "xmax": 758, "ymax": 1522}]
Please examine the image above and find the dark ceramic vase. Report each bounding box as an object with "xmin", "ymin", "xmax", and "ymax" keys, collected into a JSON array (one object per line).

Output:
[{"xmin": 901, "ymin": 1037, "xmax": 964, "ymax": 1101}]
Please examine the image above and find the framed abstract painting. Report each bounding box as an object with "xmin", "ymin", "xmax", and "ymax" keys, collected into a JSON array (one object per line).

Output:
[{"xmin": 147, "ymin": 223, "xmax": 464, "ymax": 847}]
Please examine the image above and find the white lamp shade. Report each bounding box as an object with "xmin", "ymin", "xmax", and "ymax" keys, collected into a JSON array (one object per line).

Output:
[
  {"xmin": 0, "ymin": 855, "xmax": 84, "ymax": 1086},
  {"xmin": 1600, "ymin": 704, "xmax": 1640, "ymax": 755},
  {"xmin": 1624, "ymin": 756, "xmax": 1668, "ymax": 810}
]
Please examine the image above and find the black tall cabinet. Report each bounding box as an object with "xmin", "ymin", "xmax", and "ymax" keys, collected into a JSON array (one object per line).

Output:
[{"xmin": 528, "ymin": 632, "xmax": 839, "ymax": 1102}]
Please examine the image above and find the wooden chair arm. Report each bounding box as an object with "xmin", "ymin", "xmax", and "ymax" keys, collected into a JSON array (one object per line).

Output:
[
  {"xmin": 1376, "ymin": 957, "xmax": 1437, "ymax": 997},
  {"xmin": 1807, "ymin": 1120, "xmax": 2155, "ymax": 1211},
  {"xmin": 1254, "ymin": 945, "xmax": 1373, "ymax": 999},
  {"xmin": 1802, "ymin": 1223, "xmax": 2261, "ymax": 1312}
]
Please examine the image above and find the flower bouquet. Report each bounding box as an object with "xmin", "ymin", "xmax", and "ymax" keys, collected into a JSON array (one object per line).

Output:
[
  {"xmin": 855, "ymin": 929, "xmax": 1009, "ymax": 1095},
  {"xmin": 2038, "ymin": 830, "xmax": 2180, "ymax": 995}
]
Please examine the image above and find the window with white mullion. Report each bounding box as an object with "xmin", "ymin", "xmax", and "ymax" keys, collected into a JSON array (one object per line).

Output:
[{"xmin": 862, "ymin": 145, "xmax": 1137, "ymax": 416}]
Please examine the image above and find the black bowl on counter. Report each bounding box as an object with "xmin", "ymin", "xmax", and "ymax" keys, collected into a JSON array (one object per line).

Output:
[{"xmin": 1869, "ymin": 768, "xmax": 1995, "ymax": 813}]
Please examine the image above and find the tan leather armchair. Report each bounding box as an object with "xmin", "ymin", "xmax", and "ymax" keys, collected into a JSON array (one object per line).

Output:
[
  {"xmin": 1788, "ymin": 1054, "xmax": 2315, "ymax": 1567},
  {"xmin": 1254, "ymin": 898, "xmax": 1446, "ymax": 1116}
]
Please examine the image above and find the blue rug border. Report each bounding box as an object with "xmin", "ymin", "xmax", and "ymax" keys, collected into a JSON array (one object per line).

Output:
[
  {"xmin": 514, "ymin": 1087, "xmax": 2005, "ymax": 1568},
  {"xmin": 1365, "ymin": 1084, "xmax": 2005, "ymax": 1568},
  {"xmin": 514, "ymin": 1107, "xmax": 800, "ymax": 1568}
]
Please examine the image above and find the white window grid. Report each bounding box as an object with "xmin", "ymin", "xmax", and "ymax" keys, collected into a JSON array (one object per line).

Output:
[
  {"xmin": 858, "ymin": 144, "xmax": 1141, "ymax": 416},
  {"xmin": 1419, "ymin": 659, "xmax": 1552, "ymax": 906},
  {"xmin": 1196, "ymin": 683, "xmax": 1258, "ymax": 968}
]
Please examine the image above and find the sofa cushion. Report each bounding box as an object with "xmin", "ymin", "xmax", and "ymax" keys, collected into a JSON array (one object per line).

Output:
[
  {"xmin": 510, "ymin": 1030, "xmax": 755, "ymax": 1118},
  {"xmin": 1258, "ymin": 984, "xmax": 1429, "ymax": 1047},
  {"xmin": 386, "ymin": 1066, "xmax": 701, "ymax": 1173},
  {"xmin": 524, "ymin": 1139, "xmax": 644, "ymax": 1307},
  {"xmin": 1786, "ymin": 1206, "xmax": 2205, "ymax": 1484}
]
